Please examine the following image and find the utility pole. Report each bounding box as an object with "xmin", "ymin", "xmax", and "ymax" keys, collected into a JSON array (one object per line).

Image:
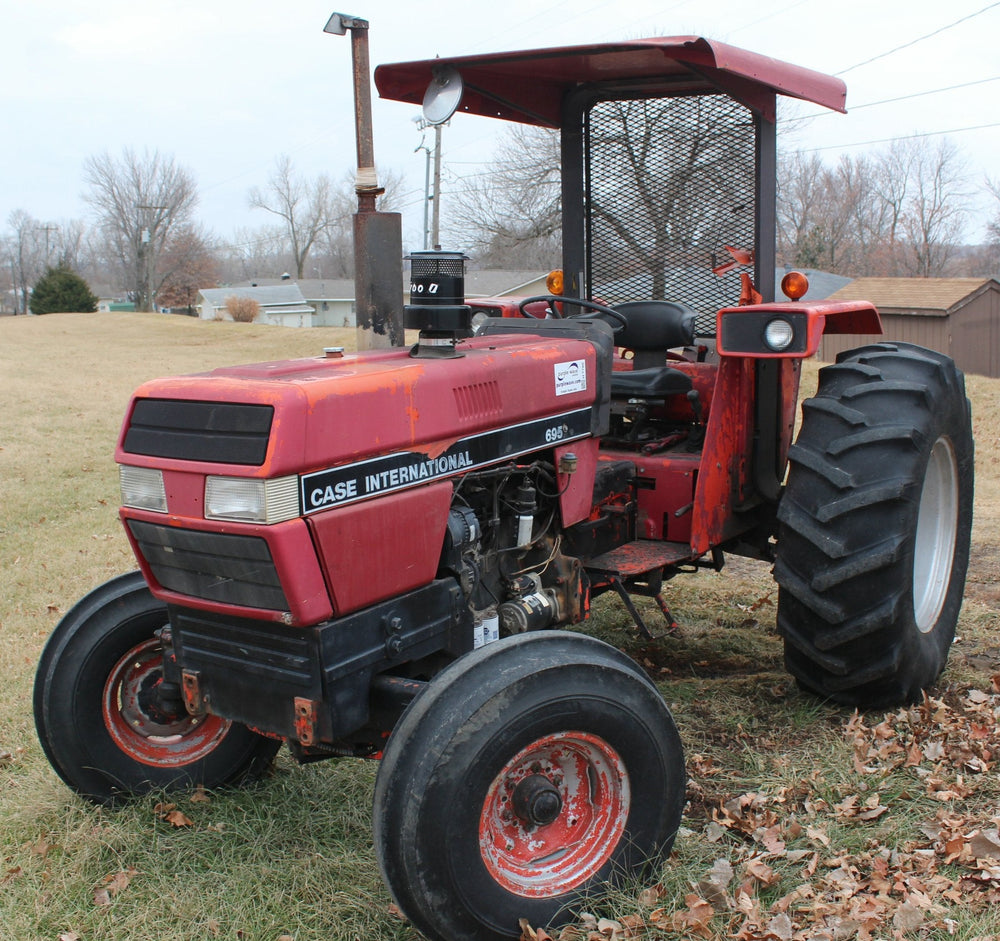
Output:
[
  {"xmin": 324, "ymin": 13, "xmax": 404, "ymax": 350},
  {"xmin": 431, "ymin": 123, "xmax": 443, "ymax": 251},
  {"xmin": 414, "ymin": 119, "xmax": 432, "ymax": 251},
  {"xmin": 136, "ymin": 204, "xmax": 166, "ymax": 312},
  {"xmin": 37, "ymin": 224, "xmax": 58, "ymax": 266}
]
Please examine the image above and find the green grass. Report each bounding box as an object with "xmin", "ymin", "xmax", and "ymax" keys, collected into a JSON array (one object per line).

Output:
[{"xmin": 2, "ymin": 312, "xmax": 1000, "ymax": 940}]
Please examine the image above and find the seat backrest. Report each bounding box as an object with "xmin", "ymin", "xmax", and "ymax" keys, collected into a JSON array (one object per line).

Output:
[{"xmin": 609, "ymin": 300, "xmax": 697, "ymax": 369}]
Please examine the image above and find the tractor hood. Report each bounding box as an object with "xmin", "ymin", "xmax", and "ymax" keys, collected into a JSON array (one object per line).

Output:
[
  {"xmin": 115, "ymin": 333, "xmax": 604, "ymax": 482},
  {"xmin": 374, "ymin": 35, "xmax": 846, "ymax": 126}
]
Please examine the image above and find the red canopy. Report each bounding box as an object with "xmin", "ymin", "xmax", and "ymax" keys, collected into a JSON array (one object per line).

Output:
[{"xmin": 374, "ymin": 36, "xmax": 846, "ymax": 126}]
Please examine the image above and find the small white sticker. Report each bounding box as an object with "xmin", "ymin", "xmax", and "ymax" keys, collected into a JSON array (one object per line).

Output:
[{"xmin": 554, "ymin": 359, "xmax": 586, "ymax": 396}]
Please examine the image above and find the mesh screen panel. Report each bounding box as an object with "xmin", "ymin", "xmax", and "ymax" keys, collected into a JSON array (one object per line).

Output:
[{"xmin": 585, "ymin": 94, "xmax": 756, "ymax": 336}]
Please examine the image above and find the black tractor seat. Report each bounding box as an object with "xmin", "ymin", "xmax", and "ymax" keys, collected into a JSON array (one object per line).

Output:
[
  {"xmin": 610, "ymin": 366, "xmax": 692, "ymax": 398},
  {"xmin": 604, "ymin": 300, "xmax": 697, "ymax": 399}
]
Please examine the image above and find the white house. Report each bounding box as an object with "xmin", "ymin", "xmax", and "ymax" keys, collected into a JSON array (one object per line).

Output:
[{"xmin": 198, "ymin": 284, "xmax": 316, "ymax": 327}]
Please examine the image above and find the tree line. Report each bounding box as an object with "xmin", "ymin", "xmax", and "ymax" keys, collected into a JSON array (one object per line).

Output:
[
  {"xmin": 446, "ymin": 125, "xmax": 1000, "ymax": 281},
  {"xmin": 0, "ymin": 149, "xmax": 400, "ymax": 314},
  {"xmin": 777, "ymin": 139, "xmax": 1000, "ymax": 278},
  {"xmin": 4, "ymin": 131, "xmax": 1000, "ymax": 315}
]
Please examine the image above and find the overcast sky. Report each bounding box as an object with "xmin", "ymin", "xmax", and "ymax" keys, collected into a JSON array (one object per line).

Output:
[{"xmin": 2, "ymin": 0, "xmax": 998, "ymax": 257}]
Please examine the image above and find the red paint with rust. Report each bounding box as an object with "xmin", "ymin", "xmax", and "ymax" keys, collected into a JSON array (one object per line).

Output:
[
  {"xmin": 116, "ymin": 334, "xmax": 599, "ymax": 480},
  {"xmin": 690, "ymin": 356, "xmax": 758, "ymax": 555},
  {"xmin": 117, "ymin": 332, "xmax": 601, "ymax": 622}
]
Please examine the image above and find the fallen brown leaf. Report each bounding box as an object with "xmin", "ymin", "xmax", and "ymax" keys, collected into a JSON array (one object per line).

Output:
[
  {"xmin": 163, "ymin": 809, "xmax": 194, "ymax": 827},
  {"xmin": 670, "ymin": 894, "xmax": 714, "ymax": 939},
  {"xmin": 636, "ymin": 883, "xmax": 665, "ymax": 907}
]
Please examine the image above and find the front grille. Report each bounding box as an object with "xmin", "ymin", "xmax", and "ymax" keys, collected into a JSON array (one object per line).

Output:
[
  {"xmin": 123, "ymin": 399, "xmax": 273, "ymax": 465},
  {"xmin": 585, "ymin": 93, "xmax": 756, "ymax": 337},
  {"xmin": 127, "ymin": 520, "xmax": 288, "ymax": 610}
]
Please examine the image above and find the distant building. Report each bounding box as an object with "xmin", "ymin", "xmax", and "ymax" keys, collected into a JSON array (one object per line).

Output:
[
  {"xmin": 294, "ymin": 279, "xmax": 356, "ymax": 327},
  {"xmin": 465, "ymin": 270, "xmax": 550, "ymax": 299},
  {"xmin": 197, "ymin": 284, "xmax": 316, "ymax": 328},
  {"xmin": 822, "ymin": 277, "xmax": 1000, "ymax": 378},
  {"xmin": 196, "ymin": 271, "xmax": 557, "ymax": 329}
]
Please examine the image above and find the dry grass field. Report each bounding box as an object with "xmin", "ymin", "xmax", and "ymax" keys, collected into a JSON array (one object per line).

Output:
[{"xmin": 1, "ymin": 311, "xmax": 998, "ymax": 941}]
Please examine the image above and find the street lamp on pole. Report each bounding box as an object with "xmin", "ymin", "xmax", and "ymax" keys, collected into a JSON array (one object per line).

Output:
[{"xmin": 417, "ymin": 66, "xmax": 461, "ymax": 252}]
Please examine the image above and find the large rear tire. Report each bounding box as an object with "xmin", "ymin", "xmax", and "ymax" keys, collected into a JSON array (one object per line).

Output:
[
  {"xmin": 372, "ymin": 632, "xmax": 685, "ymax": 941},
  {"xmin": 34, "ymin": 571, "xmax": 281, "ymax": 804},
  {"xmin": 775, "ymin": 342, "xmax": 974, "ymax": 707}
]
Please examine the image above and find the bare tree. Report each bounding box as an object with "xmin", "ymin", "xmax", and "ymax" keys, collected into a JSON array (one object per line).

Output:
[
  {"xmin": 249, "ymin": 156, "xmax": 337, "ymax": 280},
  {"xmin": 216, "ymin": 227, "xmax": 289, "ymax": 283},
  {"xmin": 53, "ymin": 220, "xmax": 89, "ymax": 272},
  {"xmin": 778, "ymin": 137, "xmax": 971, "ymax": 278},
  {"xmin": 3, "ymin": 210, "xmax": 44, "ymax": 314},
  {"xmin": 448, "ymin": 125, "xmax": 562, "ymax": 267},
  {"xmin": 83, "ymin": 149, "xmax": 198, "ymax": 311},
  {"xmin": 897, "ymin": 139, "xmax": 970, "ymax": 276},
  {"xmin": 980, "ymin": 175, "xmax": 1000, "ymax": 275},
  {"xmin": 777, "ymin": 152, "xmax": 829, "ymax": 267},
  {"xmin": 311, "ymin": 169, "xmax": 405, "ymax": 279}
]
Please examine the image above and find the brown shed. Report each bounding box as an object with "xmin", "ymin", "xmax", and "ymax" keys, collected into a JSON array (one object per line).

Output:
[{"xmin": 819, "ymin": 277, "xmax": 1000, "ymax": 377}]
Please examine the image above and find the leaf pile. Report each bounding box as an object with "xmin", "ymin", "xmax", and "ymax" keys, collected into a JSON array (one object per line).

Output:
[{"xmin": 523, "ymin": 684, "xmax": 1000, "ymax": 940}]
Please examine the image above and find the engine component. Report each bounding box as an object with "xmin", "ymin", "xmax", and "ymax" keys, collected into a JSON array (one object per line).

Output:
[
  {"xmin": 499, "ymin": 573, "xmax": 561, "ymax": 633},
  {"xmin": 473, "ymin": 607, "xmax": 500, "ymax": 649},
  {"xmin": 513, "ymin": 482, "xmax": 537, "ymax": 548}
]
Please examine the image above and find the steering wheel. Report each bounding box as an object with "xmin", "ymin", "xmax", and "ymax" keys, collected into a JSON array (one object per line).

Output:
[{"xmin": 516, "ymin": 295, "xmax": 627, "ymax": 333}]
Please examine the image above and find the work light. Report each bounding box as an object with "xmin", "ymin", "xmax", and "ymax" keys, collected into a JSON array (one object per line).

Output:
[{"xmin": 763, "ymin": 318, "xmax": 795, "ymax": 351}]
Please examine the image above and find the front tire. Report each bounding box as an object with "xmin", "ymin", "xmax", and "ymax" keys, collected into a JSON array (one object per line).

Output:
[
  {"xmin": 373, "ymin": 632, "xmax": 685, "ymax": 941},
  {"xmin": 775, "ymin": 342, "xmax": 974, "ymax": 707},
  {"xmin": 34, "ymin": 571, "xmax": 281, "ymax": 804}
]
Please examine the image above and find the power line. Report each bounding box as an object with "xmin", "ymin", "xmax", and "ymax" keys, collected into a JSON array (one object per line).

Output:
[
  {"xmin": 731, "ymin": 0, "xmax": 812, "ymax": 33},
  {"xmin": 802, "ymin": 120, "xmax": 1000, "ymax": 152},
  {"xmin": 836, "ymin": 1, "xmax": 1000, "ymax": 75},
  {"xmin": 788, "ymin": 74, "xmax": 1000, "ymax": 123},
  {"xmin": 850, "ymin": 75, "xmax": 1000, "ymax": 110}
]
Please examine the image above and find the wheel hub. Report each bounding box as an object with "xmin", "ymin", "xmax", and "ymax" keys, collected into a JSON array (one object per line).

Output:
[
  {"xmin": 511, "ymin": 774, "xmax": 563, "ymax": 827},
  {"xmin": 478, "ymin": 730, "xmax": 630, "ymax": 897},
  {"xmin": 103, "ymin": 637, "xmax": 231, "ymax": 767}
]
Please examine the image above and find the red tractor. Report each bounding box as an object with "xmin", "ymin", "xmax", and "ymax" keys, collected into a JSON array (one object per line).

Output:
[{"xmin": 35, "ymin": 35, "xmax": 973, "ymax": 941}]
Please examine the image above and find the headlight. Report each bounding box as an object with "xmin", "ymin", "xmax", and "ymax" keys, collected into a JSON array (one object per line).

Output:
[
  {"xmin": 120, "ymin": 465, "xmax": 167, "ymax": 513},
  {"xmin": 763, "ymin": 318, "xmax": 795, "ymax": 351},
  {"xmin": 205, "ymin": 475, "xmax": 300, "ymax": 524}
]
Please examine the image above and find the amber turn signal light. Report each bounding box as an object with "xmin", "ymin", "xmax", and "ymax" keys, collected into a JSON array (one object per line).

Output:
[
  {"xmin": 546, "ymin": 269, "xmax": 564, "ymax": 295},
  {"xmin": 780, "ymin": 270, "xmax": 809, "ymax": 300}
]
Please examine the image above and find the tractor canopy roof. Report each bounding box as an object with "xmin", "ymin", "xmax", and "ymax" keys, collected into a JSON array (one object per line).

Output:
[{"xmin": 374, "ymin": 35, "xmax": 846, "ymax": 126}]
